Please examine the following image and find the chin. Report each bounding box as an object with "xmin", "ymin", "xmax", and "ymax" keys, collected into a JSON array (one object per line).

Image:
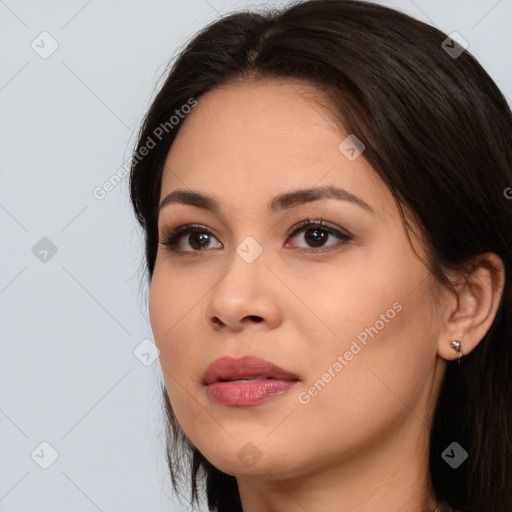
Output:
[{"xmin": 199, "ymin": 441, "xmax": 305, "ymax": 481}]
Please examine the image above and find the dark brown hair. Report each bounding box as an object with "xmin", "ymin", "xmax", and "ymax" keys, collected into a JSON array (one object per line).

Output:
[{"xmin": 129, "ymin": 1, "xmax": 512, "ymax": 510}]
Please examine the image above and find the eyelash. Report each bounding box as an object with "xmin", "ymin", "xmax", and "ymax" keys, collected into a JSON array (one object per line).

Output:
[{"xmin": 158, "ymin": 218, "xmax": 352, "ymax": 257}]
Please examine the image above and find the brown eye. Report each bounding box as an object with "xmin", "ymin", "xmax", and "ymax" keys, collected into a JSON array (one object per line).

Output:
[
  {"xmin": 159, "ymin": 224, "xmax": 222, "ymax": 255},
  {"xmin": 187, "ymin": 231, "xmax": 213, "ymax": 250},
  {"xmin": 286, "ymin": 219, "xmax": 352, "ymax": 252},
  {"xmin": 303, "ymin": 227, "xmax": 329, "ymax": 247}
]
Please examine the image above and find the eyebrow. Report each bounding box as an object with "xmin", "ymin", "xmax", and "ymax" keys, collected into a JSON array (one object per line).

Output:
[{"xmin": 158, "ymin": 185, "xmax": 375, "ymax": 215}]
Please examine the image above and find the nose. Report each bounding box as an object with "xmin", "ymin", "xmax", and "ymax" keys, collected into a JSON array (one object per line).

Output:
[{"xmin": 204, "ymin": 248, "xmax": 283, "ymax": 332}]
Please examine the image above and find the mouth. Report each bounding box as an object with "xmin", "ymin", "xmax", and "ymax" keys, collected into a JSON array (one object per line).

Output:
[
  {"xmin": 203, "ymin": 356, "xmax": 300, "ymax": 406},
  {"xmin": 203, "ymin": 355, "xmax": 299, "ymax": 384},
  {"xmin": 219, "ymin": 377, "xmax": 269, "ymax": 382}
]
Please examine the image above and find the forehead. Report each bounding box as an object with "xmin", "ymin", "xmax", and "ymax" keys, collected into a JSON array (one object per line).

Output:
[
  {"xmin": 160, "ymin": 80, "xmax": 395, "ymax": 221},
  {"xmin": 167, "ymin": 79, "xmax": 340, "ymax": 161}
]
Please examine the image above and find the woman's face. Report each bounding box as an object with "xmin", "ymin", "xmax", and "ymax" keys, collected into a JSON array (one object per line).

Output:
[{"xmin": 149, "ymin": 81, "xmax": 447, "ymax": 482}]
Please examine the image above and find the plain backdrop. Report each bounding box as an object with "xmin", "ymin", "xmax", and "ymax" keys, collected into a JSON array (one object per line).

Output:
[{"xmin": 1, "ymin": 0, "xmax": 511, "ymax": 511}]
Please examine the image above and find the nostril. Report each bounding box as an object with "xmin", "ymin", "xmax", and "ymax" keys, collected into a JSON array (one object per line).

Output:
[
  {"xmin": 211, "ymin": 317, "xmax": 224, "ymax": 326},
  {"xmin": 246, "ymin": 315, "xmax": 263, "ymax": 322}
]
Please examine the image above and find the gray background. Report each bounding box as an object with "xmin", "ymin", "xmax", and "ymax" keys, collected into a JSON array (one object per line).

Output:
[{"xmin": 1, "ymin": 0, "xmax": 511, "ymax": 511}]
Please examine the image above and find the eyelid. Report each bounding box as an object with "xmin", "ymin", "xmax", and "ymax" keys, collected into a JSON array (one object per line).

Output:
[{"xmin": 286, "ymin": 217, "xmax": 352, "ymax": 238}]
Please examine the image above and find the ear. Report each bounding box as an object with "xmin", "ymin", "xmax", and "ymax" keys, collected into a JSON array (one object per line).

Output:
[{"xmin": 437, "ymin": 252, "xmax": 506, "ymax": 361}]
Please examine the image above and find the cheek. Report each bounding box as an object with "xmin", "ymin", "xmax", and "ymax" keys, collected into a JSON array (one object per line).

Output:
[
  {"xmin": 288, "ymin": 261, "xmax": 399, "ymax": 354},
  {"xmin": 148, "ymin": 265, "xmax": 209, "ymax": 399},
  {"xmin": 149, "ymin": 261, "xmax": 200, "ymax": 338},
  {"xmin": 286, "ymin": 280, "xmax": 435, "ymax": 460},
  {"xmin": 291, "ymin": 254, "xmax": 435, "ymax": 405},
  {"xmin": 148, "ymin": 271, "xmax": 202, "ymax": 432},
  {"xmin": 148, "ymin": 270, "xmax": 171, "ymax": 349},
  {"xmin": 148, "ymin": 268, "xmax": 195, "ymax": 373}
]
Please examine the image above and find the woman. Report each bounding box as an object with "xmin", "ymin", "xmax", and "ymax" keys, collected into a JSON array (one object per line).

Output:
[{"xmin": 129, "ymin": 1, "xmax": 512, "ymax": 511}]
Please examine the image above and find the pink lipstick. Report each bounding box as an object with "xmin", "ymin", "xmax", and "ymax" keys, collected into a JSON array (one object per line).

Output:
[{"xmin": 204, "ymin": 356, "xmax": 299, "ymax": 406}]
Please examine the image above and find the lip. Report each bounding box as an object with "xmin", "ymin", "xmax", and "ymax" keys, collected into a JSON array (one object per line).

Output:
[{"xmin": 203, "ymin": 356, "xmax": 299, "ymax": 406}]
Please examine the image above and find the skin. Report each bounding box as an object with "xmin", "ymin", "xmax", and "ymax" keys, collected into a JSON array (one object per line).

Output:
[{"xmin": 148, "ymin": 80, "xmax": 505, "ymax": 512}]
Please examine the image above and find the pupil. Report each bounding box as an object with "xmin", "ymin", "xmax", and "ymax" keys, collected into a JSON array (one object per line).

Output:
[
  {"xmin": 190, "ymin": 232, "xmax": 209, "ymax": 250},
  {"xmin": 306, "ymin": 228, "xmax": 326, "ymax": 247}
]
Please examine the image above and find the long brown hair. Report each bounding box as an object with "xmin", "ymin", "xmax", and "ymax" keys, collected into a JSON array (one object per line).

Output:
[{"xmin": 129, "ymin": 1, "xmax": 512, "ymax": 510}]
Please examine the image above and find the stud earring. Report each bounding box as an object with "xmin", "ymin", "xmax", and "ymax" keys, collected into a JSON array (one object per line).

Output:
[{"xmin": 450, "ymin": 340, "xmax": 463, "ymax": 364}]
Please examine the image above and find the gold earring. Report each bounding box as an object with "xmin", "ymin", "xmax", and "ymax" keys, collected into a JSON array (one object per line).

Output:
[{"xmin": 450, "ymin": 340, "xmax": 463, "ymax": 364}]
